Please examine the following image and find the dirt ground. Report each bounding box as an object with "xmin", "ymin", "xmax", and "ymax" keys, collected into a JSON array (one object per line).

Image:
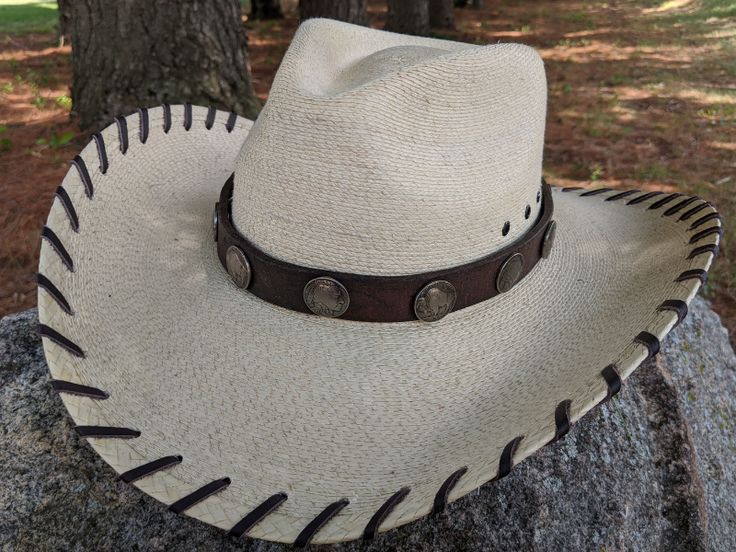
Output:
[{"xmin": 1, "ymin": 0, "xmax": 734, "ymax": 340}]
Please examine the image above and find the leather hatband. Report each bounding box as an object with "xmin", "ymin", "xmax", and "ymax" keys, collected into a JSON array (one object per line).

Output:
[{"xmin": 216, "ymin": 176, "xmax": 554, "ymax": 322}]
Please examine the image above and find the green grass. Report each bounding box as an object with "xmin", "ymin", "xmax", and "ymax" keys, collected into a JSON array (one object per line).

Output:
[{"xmin": 0, "ymin": 0, "xmax": 58, "ymax": 34}]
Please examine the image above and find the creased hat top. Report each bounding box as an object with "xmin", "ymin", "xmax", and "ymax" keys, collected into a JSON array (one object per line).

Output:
[{"xmin": 232, "ymin": 19, "xmax": 548, "ymax": 276}]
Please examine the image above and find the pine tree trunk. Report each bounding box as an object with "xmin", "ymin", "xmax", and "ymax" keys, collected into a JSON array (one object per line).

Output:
[
  {"xmin": 429, "ymin": 0, "xmax": 455, "ymax": 29},
  {"xmin": 67, "ymin": 0, "xmax": 260, "ymax": 132},
  {"xmin": 299, "ymin": 0, "xmax": 367, "ymax": 24},
  {"xmin": 56, "ymin": 0, "xmax": 72, "ymax": 45},
  {"xmin": 252, "ymin": 0, "xmax": 283, "ymax": 19},
  {"xmin": 385, "ymin": 0, "xmax": 429, "ymax": 36}
]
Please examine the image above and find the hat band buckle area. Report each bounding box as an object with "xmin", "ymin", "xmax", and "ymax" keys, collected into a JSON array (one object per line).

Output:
[{"xmin": 215, "ymin": 175, "xmax": 556, "ymax": 323}]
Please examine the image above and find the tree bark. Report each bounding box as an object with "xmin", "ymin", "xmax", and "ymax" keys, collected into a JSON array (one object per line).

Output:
[
  {"xmin": 385, "ymin": 0, "xmax": 429, "ymax": 36},
  {"xmin": 67, "ymin": 0, "xmax": 260, "ymax": 132},
  {"xmin": 56, "ymin": 0, "xmax": 71, "ymax": 45},
  {"xmin": 252, "ymin": 0, "xmax": 283, "ymax": 19},
  {"xmin": 299, "ymin": 0, "xmax": 367, "ymax": 24},
  {"xmin": 429, "ymin": 0, "xmax": 455, "ymax": 29}
]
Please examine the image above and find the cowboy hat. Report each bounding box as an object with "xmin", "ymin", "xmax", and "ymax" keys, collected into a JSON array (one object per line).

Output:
[{"xmin": 38, "ymin": 19, "xmax": 722, "ymax": 545}]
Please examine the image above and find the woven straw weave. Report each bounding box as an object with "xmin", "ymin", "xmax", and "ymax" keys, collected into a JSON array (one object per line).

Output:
[{"xmin": 37, "ymin": 21, "xmax": 721, "ymax": 545}]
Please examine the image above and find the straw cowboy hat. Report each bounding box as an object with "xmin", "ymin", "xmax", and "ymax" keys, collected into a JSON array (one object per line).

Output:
[{"xmin": 38, "ymin": 18, "xmax": 722, "ymax": 546}]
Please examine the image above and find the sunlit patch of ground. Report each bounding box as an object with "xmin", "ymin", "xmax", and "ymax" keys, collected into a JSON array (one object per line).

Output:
[{"xmin": 1, "ymin": 0, "xmax": 734, "ymax": 343}]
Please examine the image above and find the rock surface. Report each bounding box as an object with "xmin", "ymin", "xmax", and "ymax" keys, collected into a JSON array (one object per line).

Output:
[{"xmin": 1, "ymin": 297, "xmax": 735, "ymax": 551}]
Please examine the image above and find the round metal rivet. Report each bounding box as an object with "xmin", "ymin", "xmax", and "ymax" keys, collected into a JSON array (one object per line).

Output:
[
  {"xmin": 496, "ymin": 253, "xmax": 525, "ymax": 293},
  {"xmin": 226, "ymin": 245, "xmax": 252, "ymax": 289},
  {"xmin": 303, "ymin": 277, "xmax": 350, "ymax": 318},
  {"xmin": 213, "ymin": 203, "xmax": 219, "ymax": 243},
  {"xmin": 414, "ymin": 280, "xmax": 457, "ymax": 322},
  {"xmin": 541, "ymin": 220, "xmax": 557, "ymax": 259}
]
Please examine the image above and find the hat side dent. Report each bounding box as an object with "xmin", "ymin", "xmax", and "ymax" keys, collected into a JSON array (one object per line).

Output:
[{"xmin": 233, "ymin": 21, "xmax": 547, "ymax": 276}]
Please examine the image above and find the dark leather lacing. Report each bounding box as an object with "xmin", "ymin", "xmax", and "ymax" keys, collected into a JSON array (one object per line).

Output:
[
  {"xmin": 551, "ymin": 399, "xmax": 572, "ymax": 443},
  {"xmin": 601, "ymin": 364, "xmax": 622, "ymax": 401},
  {"xmin": 37, "ymin": 274, "xmax": 72, "ymax": 315},
  {"xmin": 627, "ymin": 191, "xmax": 663, "ymax": 205},
  {"xmin": 688, "ymin": 244, "xmax": 719, "ymax": 260},
  {"xmin": 41, "ymin": 226, "xmax": 74, "ymax": 271},
  {"xmin": 54, "ymin": 186, "xmax": 79, "ymax": 232},
  {"xmin": 580, "ymin": 187, "xmax": 611, "ymax": 196},
  {"xmin": 648, "ymin": 192, "xmax": 682, "ymax": 210},
  {"xmin": 119, "ymin": 455, "xmax": 182, "ymax": 483},
  {"xmin": 495, "ymin": 435, "xmax": 524, "ymax": 480},
  {"xmin": 226, "ymin": 111, "xmax": 238, "ymax": 133},
  {"xmin": 676, "ymin": 269, "xmax": 708, "ymax": 284},
  {"xmin": 433, "ymin": 467, "xmax": 467, "ymax": 515},
  {"xmin": 294, "ymin": 499, "xmax": 349, "ymax": 548},
  {"xmin": 605, "ymin": 189, "xmax": 639, "ymax": 201},
  {"xmin": 634, "ymin": 331, "xmax": 660, "ymax": 360},
  {"xmin": 168, "ymin": 478, "xmax": 231, "ymax": 514},
  {"xmin": 205, "ymin": 106, "xmax": 216, "ymax": 130},
  {"xmin": 229, "ymin": 493, "xmax": 289, "ymax": 538},
  {"xmin": 138, "ymin": 107, "xmax": 149, "ymax": 144},
  {"xmin": 680, "ymin": 202, "xmax": 711, "ymax": 221},
  {"xmin": 690, "ymin": 226, "xmax": 723, "ymax": 244},
  {"xmin": 75, "ymin": 426, "xmax": 140, "ymax": 438},
  {"xmin": 38, "ymin": 323, "xmax": 83, "ymax": 357},
  {"xmin": 114, "ymin": 116, "xmax": 128, "ymax": 154},
  {"xmin": 70, "ymin": 155, "xmax": 94, "ymax": 198},
  {"xmin": 162, "ymin": 103, "xmax": 172, "ymax": 133},
  {"xmin": 363, "ymin": 487, "xmax": 410, "ymax": 540},
  {"xmin": 657, "ymin": 300, "xmax": 688, "ymax": 328},
  {"xmin": 39, "ymin": 109, "xmax": 723, "ymax": 546},
  {"xmin": 183, "ymin": 102, "xmax": 193, "ymax": 131},
  {"xmin": 91, "ymin": 132, "xmax": 108, "ymax": 174},
  {"xmin": 663, "ymin": 196, "xmax": 699, "ymax": 216},
  {"xmin": 689, "ymin": 212, "xmax": 721, "ymax": 230},
  {"xmin": 50, "ymin": 379, "xmax": 108, "ymax": 399}
]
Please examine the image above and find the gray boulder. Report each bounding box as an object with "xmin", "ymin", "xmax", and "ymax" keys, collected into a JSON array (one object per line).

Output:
[{"xmin": 1, "ymin": 297, "xmax": 735, "ymax": 551}]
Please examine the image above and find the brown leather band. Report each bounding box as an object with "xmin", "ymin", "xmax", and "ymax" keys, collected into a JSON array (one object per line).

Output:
[{"xmin": 216, "ymin": 176, "xmax": 554, "ymax": 322}]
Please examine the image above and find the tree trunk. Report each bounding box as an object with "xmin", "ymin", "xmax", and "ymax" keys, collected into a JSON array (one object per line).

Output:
[
  {"xmin": 252, "ymin": 0, "xmax": 283, "ymax": 19},
  {"xmin": 471, "ymin": 0, "xmax": 484, "ymax": 8},
  {"xmin": 299, "ymin": 0, "xmax": 367, "ymax": 24},
  {"xmin": 56, "ymin": 0, "xmax": 71, "ymax": 46},
  {"xmin": 385, "ymin": 0, "xmax": 429, "ymax": 36},
  {"xmin": 67, "ymin": 0, "xmax": 260, "ymax": 132},
  {"xmin": 429, "ymin": 0, "xmax": 454, "ymax": 29}
]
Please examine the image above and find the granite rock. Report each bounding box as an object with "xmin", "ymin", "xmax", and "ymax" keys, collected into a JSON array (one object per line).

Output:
[{"xmin": 1, "ymin": 297, "xmax": 735, "ymax": 551}]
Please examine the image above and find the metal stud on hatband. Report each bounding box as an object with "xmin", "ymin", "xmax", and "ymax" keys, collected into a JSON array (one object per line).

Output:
[
  {"xmin": 414, "ymin": 280, "xmax": 457, "ymax": 322},
  {"xmin": 541, "ymin": 220, "xmax": 556, "ymax": 259},
  {"xmin": 496, "ymin": 253, "xmax": 525, "ymax": 293},
  {"xmin": 213, "ymin": 203, "xmax": 219, "ymax": 242},
  {"xmin": 303, "ymin": 277, "xmax": 350, "ymax": 318},
  {"xmin": 226, "ymin": 246, "xmax": 252, "ymax": 289}
]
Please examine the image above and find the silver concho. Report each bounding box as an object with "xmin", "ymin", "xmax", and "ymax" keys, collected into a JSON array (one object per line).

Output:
[
  {"xmin": 303, "ymin": 277, "xmax": 350, "ymax": 317},
  {"xmin": 496, "ymin": 252, "xmax": 525, "ymax": 293},
  {"xmin": 541, "ymin": 220, "xmax": 556, "ymax": 259},
  {"xmin": 225, "ymin": 245, "xmax": 252, "ymax": 289},
  {"xmin": 414, "ymin": 280, "xmax": 457, "ymax": 322},
  {"xmin": 212, "ymin": 203, "xmax": 219, "ymax": 243}
]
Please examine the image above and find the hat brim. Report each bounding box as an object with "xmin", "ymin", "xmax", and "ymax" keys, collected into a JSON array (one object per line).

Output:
[{"xmin": 38, "ymin": 105, "xmax": 721, "ymax": 544}]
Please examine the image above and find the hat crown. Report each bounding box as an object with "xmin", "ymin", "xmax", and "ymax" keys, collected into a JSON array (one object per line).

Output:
[{"xmin": 232, "ymin": 19, "xmax": 547, "ymax": 275}]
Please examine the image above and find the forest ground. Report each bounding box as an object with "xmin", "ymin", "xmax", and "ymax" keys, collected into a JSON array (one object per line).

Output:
[{"xmin": 1, "ymin": 0, "xmax": 734, "ymax": 342}]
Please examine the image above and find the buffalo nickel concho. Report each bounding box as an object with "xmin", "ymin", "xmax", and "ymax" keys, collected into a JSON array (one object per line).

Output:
[
  {"xmin": 496, "ymin": 252, "xmax": 524, "ymax": 293},
  {"xmin": 414, "ymin": 280, "xmax": 457, "ymax": 322},
  {"xmin": 304, "ymin": 277, "xmax": 350, "ymax": 317},
  {"xmin": 225, "ymin": 245, "xmax": 252, "ymax": 289},
  {"xmin": 541, "ymin": 220, "xmax": 556, "ymax": 259}
]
